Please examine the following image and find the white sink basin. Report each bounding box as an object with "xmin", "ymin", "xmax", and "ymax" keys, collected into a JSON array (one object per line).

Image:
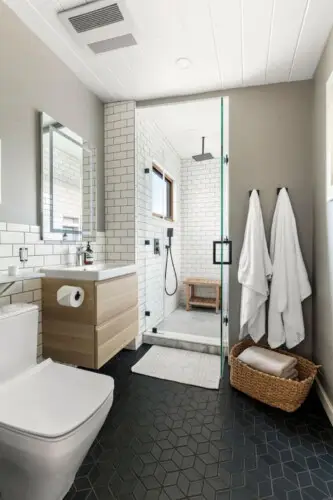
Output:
[{"xmin": 42, "ymin": 263, "xmax": 136, "ymax": 281}]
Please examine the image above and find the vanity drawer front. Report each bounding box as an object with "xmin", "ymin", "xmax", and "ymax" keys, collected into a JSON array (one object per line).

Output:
[
  {"xmin": 43, "ymin": 278, "xmax": 95, "ymax": 324},
  {"xmin": 96, "ymin": 306, "xmax": 138, "ymax": 368},
  {"xmin": 96, "ymin": 273, "xmax": 137, "ymax": 325},
  {"xmin": 43, "ymin": 320, "xmax": 95, "ymax": 368}
]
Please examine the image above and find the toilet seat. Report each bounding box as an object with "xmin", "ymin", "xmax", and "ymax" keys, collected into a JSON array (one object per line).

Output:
[{"xmin": 0, "ymin": 359, "xmax": 114, "ymax": 439}]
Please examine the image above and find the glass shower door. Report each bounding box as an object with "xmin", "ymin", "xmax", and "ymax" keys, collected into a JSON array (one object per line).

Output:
[
  {"xmin": 220, "ymin": 97, "xmax": 230, "ymax": 377},
  {"xmin": 144, "ymin": 225, "xmax": 165, "ymax": 333}
]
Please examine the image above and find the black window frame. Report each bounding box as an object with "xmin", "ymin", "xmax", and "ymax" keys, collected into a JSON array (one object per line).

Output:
[{"xmin": 152, "ymin": 164, "xmax": 174, "ymax": 220}]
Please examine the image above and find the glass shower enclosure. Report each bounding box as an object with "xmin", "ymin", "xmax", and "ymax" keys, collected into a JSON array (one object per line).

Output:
[{"xmin": 141, "ymin": 97, "xmax": 229, "ymax": 381}]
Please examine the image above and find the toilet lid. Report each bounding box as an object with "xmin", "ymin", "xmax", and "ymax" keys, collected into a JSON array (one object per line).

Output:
[{"xmin": 0, "ymin": 359, "xmax": 114, "ymax": 438}]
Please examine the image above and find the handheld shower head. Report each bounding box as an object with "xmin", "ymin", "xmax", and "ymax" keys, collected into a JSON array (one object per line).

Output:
[{"xmin": 166, "ymin": 227, "xmax": 173, "ymax": 248}]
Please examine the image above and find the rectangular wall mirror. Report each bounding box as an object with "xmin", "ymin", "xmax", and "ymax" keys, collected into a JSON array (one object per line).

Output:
[{"xmin": 41, "ymin": 112, "xmax": 97, "ymax": 242}]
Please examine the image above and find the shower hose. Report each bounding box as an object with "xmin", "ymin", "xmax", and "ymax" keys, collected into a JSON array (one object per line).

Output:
[{"xmin": 165, "ymin": 245, "xmax": 178, "ymax": 296}]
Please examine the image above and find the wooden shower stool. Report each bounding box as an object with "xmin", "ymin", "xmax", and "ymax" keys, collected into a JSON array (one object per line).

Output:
[{"xmin": 184, "ymin": 278, "xmax": 221, "ymax": 313}]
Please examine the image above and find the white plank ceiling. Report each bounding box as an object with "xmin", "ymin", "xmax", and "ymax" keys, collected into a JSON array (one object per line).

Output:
[{"xmin": 4, "ymin": 0, "xmax": 333, "ymax": 102}]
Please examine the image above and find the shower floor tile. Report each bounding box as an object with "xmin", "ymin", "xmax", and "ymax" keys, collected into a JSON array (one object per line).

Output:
[
  {"xmin": 65, "ymin": 346, "xmax": 333, "ymax": 500},
  {"xmin": 156, "ymin": 307, "xmax": 220, "ymax": 339}
]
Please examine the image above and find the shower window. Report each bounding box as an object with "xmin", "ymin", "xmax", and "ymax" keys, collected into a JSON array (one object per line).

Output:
[{"xmin": 152, "ymin": 164, "xmax": 174, "ymax": 220}]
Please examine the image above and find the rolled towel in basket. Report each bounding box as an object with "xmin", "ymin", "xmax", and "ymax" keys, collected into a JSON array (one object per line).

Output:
[
  {"xmin": 283, "ymin": 368, "xmax": 298, "ymax": 380},
  {"xmin": 238, "ymin": 346, "xmax": 297, "ymax": 378}
]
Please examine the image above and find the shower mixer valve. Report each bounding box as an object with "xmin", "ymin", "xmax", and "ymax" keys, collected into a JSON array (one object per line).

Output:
[{"xmin": 154, "ymin": 239, "xmax": 160, "ymax": 255}]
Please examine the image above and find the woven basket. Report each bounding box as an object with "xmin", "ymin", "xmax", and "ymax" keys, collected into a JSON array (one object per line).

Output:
[{"xmin": 230, "ymin": 339, "xmax": 320, "ymax": 412}]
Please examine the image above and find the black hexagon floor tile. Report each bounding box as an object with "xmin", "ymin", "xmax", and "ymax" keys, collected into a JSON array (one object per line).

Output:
[{"xmin": 62, "ymin": 345, "xmax": 333, "ymax": 500}]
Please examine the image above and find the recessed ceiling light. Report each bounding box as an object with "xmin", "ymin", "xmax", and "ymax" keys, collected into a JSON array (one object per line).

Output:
[{"xmin": 176, "ymin": 57, "xmax": 191, "ymax": 69}]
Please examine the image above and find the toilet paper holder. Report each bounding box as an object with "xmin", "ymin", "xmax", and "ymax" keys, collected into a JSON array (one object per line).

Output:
[{"xmin": 57, "ymin": 286, "xmax": 85, "ymax": 308}]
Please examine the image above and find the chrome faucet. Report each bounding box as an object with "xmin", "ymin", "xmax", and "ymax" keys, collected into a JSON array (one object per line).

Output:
[{"xmin": 76, "ymin": 245, "xmax": 85, "ymax": 266}]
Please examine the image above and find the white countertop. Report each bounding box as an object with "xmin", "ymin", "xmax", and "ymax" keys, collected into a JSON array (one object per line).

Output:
[{"xmin": 42, "ymin": 263, "xmax": 136, "ymax": 281}]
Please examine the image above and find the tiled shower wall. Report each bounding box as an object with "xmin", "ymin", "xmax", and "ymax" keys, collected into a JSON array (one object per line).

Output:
[
  {"xmin": 104, "ymin": 101, "xmax": 136, "ymax": 265},
  {"xmin": 136, "ymin": 113, "xmax": 181, "ymax": 342},
  {"xmin": 0, "ymin": 222, "xmax": 106, "ymax": 359},
  {"xmin": 180, "ymin": 158, "xmax": 221, "ymax": 304}
]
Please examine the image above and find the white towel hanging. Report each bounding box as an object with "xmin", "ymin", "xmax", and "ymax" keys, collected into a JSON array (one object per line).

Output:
[
  {"xmin": 268, "ymin": 188, "xmax": 311, "ymax": 349},
  {"xmin": 238, "ymin": 190, "xmax": 272, "ymax": 342}
]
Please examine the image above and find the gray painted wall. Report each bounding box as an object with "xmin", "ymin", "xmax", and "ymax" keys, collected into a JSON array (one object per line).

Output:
[
  {"xmin": 138, "ymin": 81, "xmax": 314, "ymax": 356},
  {"xmin": 313, "ymin": 27, "xmax": 333, "ymax": 401},
  {"xmin": 228, "ymin": 82, "xmax": 313, "ymax": 357},
  {"xmin": 0, "ymin": 1, "xmax": 104, "ymax": 229}
]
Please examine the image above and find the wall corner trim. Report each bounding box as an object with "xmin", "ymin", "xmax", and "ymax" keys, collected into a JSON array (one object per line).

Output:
[{"xmin": 316, "ymin": 378, "xmax": 333, "ymax": 426}]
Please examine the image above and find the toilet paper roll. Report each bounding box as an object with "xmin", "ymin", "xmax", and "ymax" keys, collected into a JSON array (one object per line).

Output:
[{"xmin": 57, "ymin": 286, "xmax": 85, "ymax": 308}]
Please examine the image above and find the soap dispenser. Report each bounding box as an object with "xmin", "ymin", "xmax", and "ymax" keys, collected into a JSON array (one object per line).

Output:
[{"xmin": 84, "ymin": 242, "xmax": 94, "ymax": 265}]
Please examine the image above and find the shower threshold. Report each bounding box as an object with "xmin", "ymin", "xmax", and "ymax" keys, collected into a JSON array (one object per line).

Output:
[
  {"xmin": 143, "ymin": 308, "xmax": 227, "ymax": 355},
  {"xmin": 143, "ymin": 330, "xmax": 225, "ymax": 355}
]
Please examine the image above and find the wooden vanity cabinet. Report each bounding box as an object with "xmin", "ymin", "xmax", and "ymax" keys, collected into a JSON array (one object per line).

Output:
[{"xmin": 42, "ymin": 273, "xmax": 138, "ymax": 369}]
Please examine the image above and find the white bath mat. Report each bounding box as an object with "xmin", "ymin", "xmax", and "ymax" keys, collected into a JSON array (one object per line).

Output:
[{"xmin": 131, "ymin": 346, "xmax": 220, "ymax": 389}]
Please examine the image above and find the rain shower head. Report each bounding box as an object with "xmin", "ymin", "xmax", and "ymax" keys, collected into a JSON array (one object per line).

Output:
[{"xmin": 192, "ymin": 136, "xmax": 214, "ymax": 162}]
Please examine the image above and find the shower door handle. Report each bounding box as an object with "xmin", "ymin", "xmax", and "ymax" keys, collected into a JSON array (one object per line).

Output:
[
  {"xmin": 213, "ymin": 238, "xmax": 232, "ymax": 265},
  {"xmin": 213, "ymin": 240, "xmax": 221, "ymax": 264}
]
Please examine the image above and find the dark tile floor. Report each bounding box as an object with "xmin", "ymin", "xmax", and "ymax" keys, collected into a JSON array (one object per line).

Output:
[{"xmin": 65, "ymin": 346, "xmax": 333, "ymax": 500}]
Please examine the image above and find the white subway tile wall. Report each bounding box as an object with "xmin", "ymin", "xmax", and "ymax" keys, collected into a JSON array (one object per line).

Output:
[
  {"xmin": 136, "ymin": 113, "xmax": 182, "ymax": 344},
  {"xmin": 180, "ymin": 158, "xmax": 221, "ymax": 303},
  {"xmin": 0, "ymin": 224, "xmax": 106, "ymax": 360},
  {"xmin": 104, "ymin": 101, "xmax": 136, "ymax": 264},
  {"xmin": 82, "ymin": 143, "xmax": 97, "ymax": 237}
]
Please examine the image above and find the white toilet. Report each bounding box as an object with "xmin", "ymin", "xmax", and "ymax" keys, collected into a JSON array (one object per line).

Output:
[{"xmin": 0, "ymin": 303, "xmax": 114, "ymax": 500}]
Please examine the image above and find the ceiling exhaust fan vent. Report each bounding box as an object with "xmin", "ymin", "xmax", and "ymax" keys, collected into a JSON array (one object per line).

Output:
[
  {"xmin": 58, "ymin": 0, "xmax": 136, "ymax": 55},
  {"xmin": 88, "ymin": 33, "xmax": 137, "ymax": 54},
  {"xmin": 68, "ymin": 3, "xmax": 124, "ymax": 33}
]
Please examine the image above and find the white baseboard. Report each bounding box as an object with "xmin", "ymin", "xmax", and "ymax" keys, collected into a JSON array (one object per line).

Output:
[{"xmin": 316, "ymin": 378, "xmax": 333, "ymax": 426}]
